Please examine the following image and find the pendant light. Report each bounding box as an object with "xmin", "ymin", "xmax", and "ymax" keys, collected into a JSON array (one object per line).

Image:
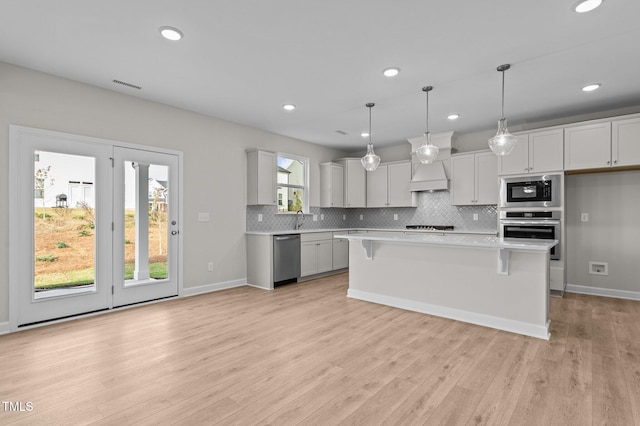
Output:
[
  {"xmin": 488, "ymin": 64, "xmax": 518, "ymax": 156},
  {"xmin": 415, "ymin": 86, "xmax": 439, "ymax": 164},
  {"xmin": 361, "ymin": 102, "xmax": 381, "ymax": 171}
]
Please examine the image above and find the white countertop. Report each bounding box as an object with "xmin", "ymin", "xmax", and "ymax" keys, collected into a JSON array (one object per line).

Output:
[
  {"xmin": 334, "ymin": 231, "xmax": 557, "ymax": 252},
  {"xmin": 246, "ymin": 228, "xmax": 497, "ymax": 236}
]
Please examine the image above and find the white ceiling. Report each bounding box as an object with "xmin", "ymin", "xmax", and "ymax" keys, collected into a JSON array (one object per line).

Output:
[{"xmin": 2, "ymin": 0, "xmax": 639, "ymax": 152}]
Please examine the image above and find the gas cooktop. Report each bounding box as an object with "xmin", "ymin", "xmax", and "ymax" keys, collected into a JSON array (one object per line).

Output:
[{"xmin": 406, "ymin": 225, "xmax": 454, "ymax": 231}]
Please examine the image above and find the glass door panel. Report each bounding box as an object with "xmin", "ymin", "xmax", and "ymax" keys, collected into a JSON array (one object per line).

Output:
[
  {"xmin": 113, "ymin": 147, "xmax": 179, "ymax": 307},
  {"xmin": 33, "ymin": 151, "xmax": 97, "ymax": 300}
]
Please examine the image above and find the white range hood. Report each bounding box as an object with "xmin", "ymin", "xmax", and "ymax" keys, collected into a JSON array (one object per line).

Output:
[{"xmin": 407, "ymin": 131, "xmax": 454, "ymax": 192}]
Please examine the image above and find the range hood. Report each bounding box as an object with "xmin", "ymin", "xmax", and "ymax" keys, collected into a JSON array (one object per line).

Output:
[{"xmin": 407, "ymin": 131, "xmax": 454, "ymax": 192}]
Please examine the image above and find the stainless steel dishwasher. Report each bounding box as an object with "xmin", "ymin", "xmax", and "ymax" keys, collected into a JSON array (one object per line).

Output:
[{"xmin": 273, "ymin": 234, "xmax": 300, "ymax": 286}]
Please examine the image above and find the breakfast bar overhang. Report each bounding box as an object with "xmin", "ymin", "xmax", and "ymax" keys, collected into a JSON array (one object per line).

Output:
[{"xmin": 334, "ymin": 232, "xmax": 558, "ymax": 340}]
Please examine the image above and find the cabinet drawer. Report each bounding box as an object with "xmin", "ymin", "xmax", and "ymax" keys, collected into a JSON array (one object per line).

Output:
[{"xmin": 301, "ymin": 232, "xmax": 333, "ymax": 242}]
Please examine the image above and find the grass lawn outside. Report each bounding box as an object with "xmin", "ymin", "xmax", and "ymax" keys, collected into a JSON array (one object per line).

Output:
[{"xmin": 35, "ymin": 262, "xmax": 168, "ymax": 289}]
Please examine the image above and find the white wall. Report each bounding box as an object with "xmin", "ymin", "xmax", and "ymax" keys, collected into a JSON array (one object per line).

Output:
[
  {"xmin": 566, "ymin": 171, "xmax": 640, "ymax": 293},
  {"xmin": 0, "ymin": 62, "xmax": 348, "ymax": 322}
]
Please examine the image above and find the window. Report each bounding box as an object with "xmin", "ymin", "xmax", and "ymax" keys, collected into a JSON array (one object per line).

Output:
[{"xmin": 276, "ymin": 153, "xmax": 308, "ymax": 213}]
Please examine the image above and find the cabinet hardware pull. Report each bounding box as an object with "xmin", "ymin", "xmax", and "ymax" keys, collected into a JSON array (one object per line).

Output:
[
  {"xmin": 614, "ymin": 160, "xmax": 618, "ymax": 165},
  {"xmin": 607, "ymin": 161, "xmax": 610, "ymax": 165}
]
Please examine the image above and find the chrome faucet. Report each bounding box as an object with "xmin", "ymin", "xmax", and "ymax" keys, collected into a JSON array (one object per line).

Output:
[{"xmin": 295, "ymin": 210, "xmax": 305, "ymax": 230}]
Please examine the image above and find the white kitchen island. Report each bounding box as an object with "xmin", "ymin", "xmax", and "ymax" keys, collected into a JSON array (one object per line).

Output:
[{"xmin": 334, "ymin": 232, "xmax": 558, "ymax": 340}]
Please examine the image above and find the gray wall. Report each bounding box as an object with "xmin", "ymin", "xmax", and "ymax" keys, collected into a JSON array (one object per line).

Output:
[
  {"xmin": 0, "ymin": 62, "xmax": 348, "ymax": 323},
  {"xmin": 566, "ymin": 171, "xmax": 640, "ymax": 292}
]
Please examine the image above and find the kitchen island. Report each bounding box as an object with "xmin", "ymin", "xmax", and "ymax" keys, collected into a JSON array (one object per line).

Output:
[{"xmin": 334, "ymin": 231, "xmax": 558, "ymax": 340}]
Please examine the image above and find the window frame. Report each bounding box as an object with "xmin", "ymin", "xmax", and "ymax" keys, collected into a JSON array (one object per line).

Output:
[{"xmin": 276, "ymin": 152, "xmax": 309, "ymax": 214}]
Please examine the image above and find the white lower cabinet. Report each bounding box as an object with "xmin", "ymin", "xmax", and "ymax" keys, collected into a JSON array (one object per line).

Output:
[
  {"xmin": 300, "ymin": 232, "xmax": 333, "ymax": 277},
  {"xmin": 332, "ymin": 234, "xmax": 349, "ymax": 270}
]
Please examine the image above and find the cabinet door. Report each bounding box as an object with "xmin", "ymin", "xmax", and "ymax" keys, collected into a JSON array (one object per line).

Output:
[
  {"xmin": 387, "ymin": 162, "xmax": 414, "ymax": 207},
  {"xmin": 247, "ymin": 149, "xmax": 276, "ymax": 205},
  {"xmin": 529, "ymin": 129, "xmax": 563, "ymax": 173},
  {"xmin": 332, "ymin": 238, "xmax": 349, "ymax": 270},
  {"xmin": 344, "ymin": 160, "xmax": 366, "ymax": 207},
  {"xmin": 475, "ymin": 152, "xmax": 499, "ymax": 205},
  {"xmin": 366, "ymin": 165, "xmax": 388, "ymax": 207},
  {"xmin": 316, "ymin": 240, "xmax": 333, "ymax": 273},
  {"xmin": 498, "ymin": 134, "xmax": 529, "ymax": 175},
  {"xmin": 564, "ymin": 122, "xmax": 611, "ymax": 170},
  {"xmin": 612, "ymin": 117, "xmax": 640, "ymax": 167},
  {"xmin": 450, "ymin": 154, "xmax": 476, "ymax": 205},
  {"xmin": 300, "ymin": 241, "xmax": 317, "ymax": 277},
  {"xmin": 330, "ymin": 164, "xmax": 344, "ymax": 207}
]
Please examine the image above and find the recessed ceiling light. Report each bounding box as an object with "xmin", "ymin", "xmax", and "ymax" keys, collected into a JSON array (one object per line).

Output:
[
  {"xmin": 282, "ymin": 104, "xmax": 296, "ymax": 111},
  {"xmin": 582, "ymin": 83, "xmax": 601, "ymax": 92},
  {"xmin": 574, "ymin": 0, "xmax": 603, "ymax": 13},
  {"xmin": 361, "ymin": 132, "xmax": 370, "ymax": 138},
  {"xmin": 447, "ymin": 114, "xmax": 460, "ymax": 120},
  {"xmin": 159, "ymin": 26, "xmax": 183, "ymax": 41},
  {"xmin": 383, "ymin": 67, "xmax": 400, "ymax": 77}
]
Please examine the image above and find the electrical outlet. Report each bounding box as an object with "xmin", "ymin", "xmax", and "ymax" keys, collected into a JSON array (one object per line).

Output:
[
  {"xmin": 313, "ymin": 214, "xmax": 318, "ymax": 221},
  {"xmin": 207, "ymin": 262, "xmax": 214, "ymax": 272},
  {"xmin": 359, "ymin": 214, "xmax": 363, "ymax": 221},
  {"xmin": 198, "ymin": 212, "xmax": 210, "ymax": 222},
  {"xmin": 320, "ymin": 214, "xmax": 324, "ymax": 221},
  {"xmin": 343, "ymin": 214, "xmax": 346, "ymax": 220},
  {"xmin": 473, "ymin": 213, "xmax": 478, "ymax": 221},
  {"xmin": 393, "ymin": 214, "xmax": 398, "ymax": 221},
  {"xmin": 581, "ymin": 213, "xmax": 589, "ymax": 222},
  {"xmin": 258, "ymin": 214, "xmax": 263, "ymax": 222}
]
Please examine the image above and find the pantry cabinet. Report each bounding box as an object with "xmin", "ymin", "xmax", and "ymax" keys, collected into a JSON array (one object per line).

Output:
[{"xmin": 451, "ymin": 151, "xmax": 498, "ymax": 205}]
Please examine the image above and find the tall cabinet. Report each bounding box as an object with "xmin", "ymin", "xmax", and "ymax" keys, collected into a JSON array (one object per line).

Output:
[{"xmin": 336, "ymin": 158, "xmax": 367, "ymax": 208}]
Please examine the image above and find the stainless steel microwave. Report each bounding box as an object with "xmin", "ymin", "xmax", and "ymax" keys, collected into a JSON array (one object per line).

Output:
[{"xmin": 499, "ymin": 175, "xmax": 560, "ymax": 208}]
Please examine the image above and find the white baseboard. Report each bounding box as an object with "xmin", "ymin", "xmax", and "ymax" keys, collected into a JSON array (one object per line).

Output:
[
  {"xmin": 347, "ymin": 289, "xmax": 550, "ymax": 340},
  {"xmin": 0, "ymin": 321, "xmax": 9, "ymax": 335},
  {"xmin": 182, "ymin": 278, "xmax": 247, "ymax": 297},
  {"xmin": 566, "ymin": 284, "xmax": 640, "ymax": 301}
]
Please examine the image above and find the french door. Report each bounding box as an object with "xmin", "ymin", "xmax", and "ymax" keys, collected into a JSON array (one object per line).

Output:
[{"xmin": 10, "ymin": 126, "xmax": 180, "ymax": 327}]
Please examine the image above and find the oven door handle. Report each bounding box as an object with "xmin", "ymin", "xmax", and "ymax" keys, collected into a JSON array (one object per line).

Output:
[{"xmin": 500, "ymin": 220, "xmax": 560, "ymax": 225}]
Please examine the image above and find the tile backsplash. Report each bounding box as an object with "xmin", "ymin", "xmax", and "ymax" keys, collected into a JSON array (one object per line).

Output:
[{"xmin": 246, "ymin": 191, "xmax": 497, "ymax": 233}]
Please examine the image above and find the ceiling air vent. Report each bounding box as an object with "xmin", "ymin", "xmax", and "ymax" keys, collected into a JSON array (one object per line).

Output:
[{"xmin": 112, "ymin": 79, "xmax": 142, "ymax": 90}]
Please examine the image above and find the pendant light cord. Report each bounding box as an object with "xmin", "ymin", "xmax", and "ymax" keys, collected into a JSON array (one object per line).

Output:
[
  {"xmin": 369, "ymin": 105, "xmax": 372, "ymax": 144},
  {"xmin": 501, "ymin": 69, "xmax": 506, "ymax": 120},
  {"xmin": 425, "ymin": 89, "xmax": 430, "ymax": 134}
]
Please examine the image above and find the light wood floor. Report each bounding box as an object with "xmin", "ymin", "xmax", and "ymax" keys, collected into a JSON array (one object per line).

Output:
[{"xmin": 1, "ymin": 273, "xmax": 640, "ymax": 425}]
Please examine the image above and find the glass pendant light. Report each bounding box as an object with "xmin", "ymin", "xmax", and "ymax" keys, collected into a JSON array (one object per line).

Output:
[
  {"xmin": 488, "ymin": 64, "xmax": 518, "ymax": 156},
  {"xmin": 415, "ymin": 86, "xmax": 439, "ymax": 164},
  {"xmin": 361, "ymin": 102, "xmax": 381, "ymax": 171}
]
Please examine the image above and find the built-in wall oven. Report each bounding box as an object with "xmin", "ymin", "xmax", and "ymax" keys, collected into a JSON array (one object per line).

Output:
[
  {"xmin": 500, "ymin": 211, "xmax": 561, "ymax": 260},
  {"xmin": 500, "ymin": 174, "xmax": 560, "ymax": 208}
]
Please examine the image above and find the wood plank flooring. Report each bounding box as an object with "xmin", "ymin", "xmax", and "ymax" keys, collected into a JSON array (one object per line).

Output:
[{"xmin": 1, "ymin": 272, "xmax": 640, "ymax": 425}]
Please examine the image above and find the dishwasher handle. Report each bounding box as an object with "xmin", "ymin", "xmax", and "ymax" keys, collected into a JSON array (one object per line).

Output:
[{"xmin": 274, "ymin": 235, "xmax": 300, "ymax": 241}]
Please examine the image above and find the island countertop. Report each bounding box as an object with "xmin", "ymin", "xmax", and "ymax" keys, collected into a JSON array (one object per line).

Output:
[{"xmin": 334, "ymin": 231, "xmax": 557, "ymax": 253}]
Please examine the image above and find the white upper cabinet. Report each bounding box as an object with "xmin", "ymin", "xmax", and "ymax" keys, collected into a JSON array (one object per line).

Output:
[
  {"xmin": 499, "ymin": 129, "xmax": 563, "ymax": 175},
  {"xmin": 451, "ymin": 151, "xmax": 498, "ymax": 206},
  {"xmin": 320, "ymin": 162, "xmax": 344, "ymax": 208},
  {"xmin": 564, "ymin": 122, "xmax": 611, "ymax": 170},
  {"xmin": 336, "ymin": 158, "xmax": 366, "ymax": 208},
  {"xmin": 247, "ymin": 149, "xmax": 276, "ymax": 205},
  {"xmin": 367, "ymin": 161, "xmax": 415, "ymax": 208},
  {"xmin": 612, "ymin": 116, "xmax": 640, "ymax": 167}
]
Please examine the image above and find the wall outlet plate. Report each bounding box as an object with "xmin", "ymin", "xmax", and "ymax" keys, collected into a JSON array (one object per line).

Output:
[
  {"xmin": 198, "ymin": 212, "xmax": 210, "ymax": 222},
  {"xmin": 257, "ymin": 214, "xmax": 263, "ymax": 222},
  {"xmin": 589, "ymin": 261, "xmax": 608, "ymax": 275},
  {"xmin": 581, "ymin": 213, "xmax": 589, "ymax": 222}
]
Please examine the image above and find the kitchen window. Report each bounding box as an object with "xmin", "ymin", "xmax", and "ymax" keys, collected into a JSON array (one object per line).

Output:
[{"xmin": 277, "ymin": 153, "xmax": 308, "ymax": 213}]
